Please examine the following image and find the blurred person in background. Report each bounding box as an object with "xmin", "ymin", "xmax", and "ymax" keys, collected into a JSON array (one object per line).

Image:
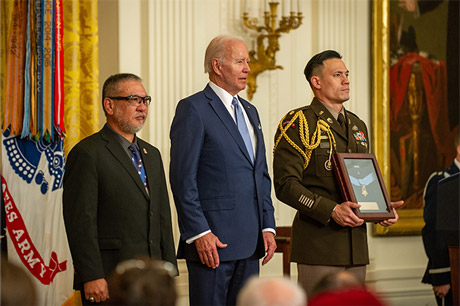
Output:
[{"xmin": 107, "ymin": 257, "xmax": 177, "ymax": 306}]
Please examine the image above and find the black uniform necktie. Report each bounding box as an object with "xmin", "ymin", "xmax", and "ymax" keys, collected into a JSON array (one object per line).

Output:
[{"xmin": 338, "ymin": 113, "xmax": 346, "ymax": 133}]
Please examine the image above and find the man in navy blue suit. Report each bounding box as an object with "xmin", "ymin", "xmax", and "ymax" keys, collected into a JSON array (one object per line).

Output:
[{"xmin": 170, "ymin": 35, "xmax": 277, "ymax": 306}]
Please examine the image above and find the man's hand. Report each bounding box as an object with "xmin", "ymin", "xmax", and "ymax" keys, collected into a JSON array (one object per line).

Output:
[
  {"xmin": 84, "ymin": 278, "xmax": 109, "ymax": 303},
  {"xmin": 378, "ymin": 200, "xmax": 404, "ymax": 227},
  {"xmin": 195, "ymin": 232, "xmax": 227, "ymax": 269},
  {"xmin": 433, "ymin": 284, "xmax": 451, "ymax": 298},
  {"xmin": 262, "ymin": 232, "xmax": 277, "ymax": 266},
  {"xmin": 332, "ymin": 201, "xmax": 364, "ymax": 227}
]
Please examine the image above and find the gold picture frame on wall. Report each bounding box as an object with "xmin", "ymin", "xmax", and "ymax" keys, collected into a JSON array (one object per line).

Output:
[
  {"xmin": 372, "ymin": 0, "xmax": 457, "ymax": 236},
  {"xmin": 371, "ymin": 0, "xmax": 424, "ymax": 236}
]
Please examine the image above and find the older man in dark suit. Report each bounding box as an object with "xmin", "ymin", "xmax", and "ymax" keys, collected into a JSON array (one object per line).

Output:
[
  {"xmin": 170, "ymin": 35, "xmax": 276, "ymax": 306},
  {"xmin": 63, "ymin": 73, "xmax": 176, "ymax": 304}
]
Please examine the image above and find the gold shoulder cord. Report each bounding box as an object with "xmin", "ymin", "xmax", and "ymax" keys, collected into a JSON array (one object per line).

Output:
[{"xmin": 274, "ymin": 110, "xmax": 336, "ymax": 169}]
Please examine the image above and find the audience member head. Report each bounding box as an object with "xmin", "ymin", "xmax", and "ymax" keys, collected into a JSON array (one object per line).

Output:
[
  {"xmin": 237, "ymin": 276, "xmax": 306, "ymax": 306},
  {"xmin": 304, "ymin": 50, "xmax": 342, "ymax": 88},
  {"xmin": 107, "ymin": 257, "xmax": 177, "ymax": 306},
  {"xmin": 309, "ymin": 271, "xmax": 385, "ymax": 306},
  {"xmin": 1, "ymin": 257, "xmax": 37, "ymax": 305},
  {"xmin": 308, "ymin": 288, "xmax": 386, "ymax": 306},
  {"xmin": 310, "ymin": 270, "xmax": 363, "ymax": 299}
]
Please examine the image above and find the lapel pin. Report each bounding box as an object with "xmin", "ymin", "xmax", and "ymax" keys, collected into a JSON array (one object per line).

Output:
[
  {"xmin": 327, "ymin": 118, "xmax": 333, "ymax": 124},
  {"xmin": 143, "ymin": 148, "xmax": 148, "ymax": 154},
  {"xmin": 258, "ymin": 123, "xmax": 261, "ymax": 129}
]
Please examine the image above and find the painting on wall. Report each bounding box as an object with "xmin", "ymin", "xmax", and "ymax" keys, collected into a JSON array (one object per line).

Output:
[{"xmin": 372, "ymin": 0, "xmax": 458, "ymax": 235}]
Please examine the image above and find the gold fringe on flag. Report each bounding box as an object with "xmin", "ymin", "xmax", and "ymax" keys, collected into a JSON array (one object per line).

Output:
[
  {"xmin": 0, "ymin": 0, "xmax": 15, "ymax": 130},
  {"xmin": 63, "ymin": 0, "xmax": 100, "ymax": 157}
]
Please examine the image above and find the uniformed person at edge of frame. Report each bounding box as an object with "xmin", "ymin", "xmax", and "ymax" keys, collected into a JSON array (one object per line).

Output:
[{"xmin": 272, "ymin": 50, "xmax": 404, "ymax": 297}]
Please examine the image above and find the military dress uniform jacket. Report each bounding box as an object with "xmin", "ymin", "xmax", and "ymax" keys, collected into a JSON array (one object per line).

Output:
[
  {"xmin": 63, "ymin": 124, "xmax": 177, "ymax": 289},
  {"xmin": 273, "ymin": 98, "xmax": 370, "ymax": 266},
  {"xmin": 422, "ymin": 161, "xmax": 459, "ymax": 286}
]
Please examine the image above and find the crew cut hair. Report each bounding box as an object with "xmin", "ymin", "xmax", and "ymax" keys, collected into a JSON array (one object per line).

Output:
[{"xmin": 304, "ymin": 50, "xmax": 342, "ymax": 87}]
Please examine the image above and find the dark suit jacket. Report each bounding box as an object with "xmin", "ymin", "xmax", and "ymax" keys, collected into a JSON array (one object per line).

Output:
[
  {"xmin": 274, "ymin": 98, "xmax": 370, "ymax": 265},
  {"xmin": 63, "ymin": 124, "xmax": 176, "ymax": 289},
  {"xmin": 169, "ymin": 84, "xmax": 276, "ymax": 262}
]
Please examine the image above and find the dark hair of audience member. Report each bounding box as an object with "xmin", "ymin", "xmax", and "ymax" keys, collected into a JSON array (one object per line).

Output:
[
  {"xmin": 1, "ymin": 257, "xmax": 37, "ymax": 306},
  {"xmin": 309, "ymin": 271, "xmax": 386, "ymax": 306},
  {"xmin": 310, "ymin": 271, "xmax": 362, "ymax": 299},
  {"xmin": 308, "ymin": 288, "xmax": 386, "ymax": 306},
  {"xmin": 107, "ymin": 257, "xmax": 177, "ymax": 306}
]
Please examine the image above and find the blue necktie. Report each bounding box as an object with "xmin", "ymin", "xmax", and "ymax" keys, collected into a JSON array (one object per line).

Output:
[
  {"xmin": 129, "ymin": 143, "xmax": 148, "ymax": 188},
  {"xmin": 232, "ymin": 97, "xmax": 254, "ymax": 163}
]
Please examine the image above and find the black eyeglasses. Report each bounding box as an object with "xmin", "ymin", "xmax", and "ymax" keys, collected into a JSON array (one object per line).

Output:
[{"xmin": 109, "ymin": 95, "xmax": 152, "ymax": 106}]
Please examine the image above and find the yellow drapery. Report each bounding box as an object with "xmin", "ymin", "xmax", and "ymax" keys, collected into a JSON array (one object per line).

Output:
[
  {"xmin": 62, "ymin": 2, "xmax": 100, "ymax": 305},
  {"xmin": 0, "ymin": 0, "xmax": 14, "ymax": 128},
  {"xmin": 63, "ymin": 0, "xmax": 100, "ymax": 156}
]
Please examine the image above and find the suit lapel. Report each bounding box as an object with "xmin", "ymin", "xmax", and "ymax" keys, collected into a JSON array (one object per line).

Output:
[
  {"xmin": 100, "ymin": 125, "xmax": 149, "ymax": 199},
  {"xmin": 204, "ymin": 86, "xmax": 254, "ymax": 165}
]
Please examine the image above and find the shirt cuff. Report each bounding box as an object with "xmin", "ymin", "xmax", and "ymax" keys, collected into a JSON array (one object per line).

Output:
[
  {"xmin": 262, "ymin": 228, "xmax": 276, "ymax": 236},
  {"xmin": 186, "ymin": 230, "xmax": 211, "ymax": 244}
]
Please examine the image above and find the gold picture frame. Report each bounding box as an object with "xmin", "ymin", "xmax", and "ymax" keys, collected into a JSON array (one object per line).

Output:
[{"xmin": 371, "ymin": 0, "xmax": 424, "ymax": 236}]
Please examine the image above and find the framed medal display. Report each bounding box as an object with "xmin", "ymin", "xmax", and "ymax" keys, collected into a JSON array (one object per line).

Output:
[{"xmin": 332, "ymin": 153, "xmax": 395, "ymax": 221}]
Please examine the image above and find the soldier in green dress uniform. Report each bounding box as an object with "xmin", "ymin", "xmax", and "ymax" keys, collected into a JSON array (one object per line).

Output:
[{"xmin": 273, "ymin": 50, "xmax": 403, "ymax": 296}]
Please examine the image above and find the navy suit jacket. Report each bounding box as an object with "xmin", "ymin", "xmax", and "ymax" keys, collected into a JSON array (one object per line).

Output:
[{"xmin": 170, "ymin": 84, "xmax": 276, "ymax": 262}]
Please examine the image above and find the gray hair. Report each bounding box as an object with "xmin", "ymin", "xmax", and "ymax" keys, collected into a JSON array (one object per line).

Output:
[
  {"xmin": 204, "ymin": 34, "xmax": 246, "ymax": 73},
  {"xmin": 237, "ymin": 276, "xmax": 306, "ymax": 306},
  {"xmin": 101, "ymin": 73, "xmax": 143, "ymax": 116}
]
